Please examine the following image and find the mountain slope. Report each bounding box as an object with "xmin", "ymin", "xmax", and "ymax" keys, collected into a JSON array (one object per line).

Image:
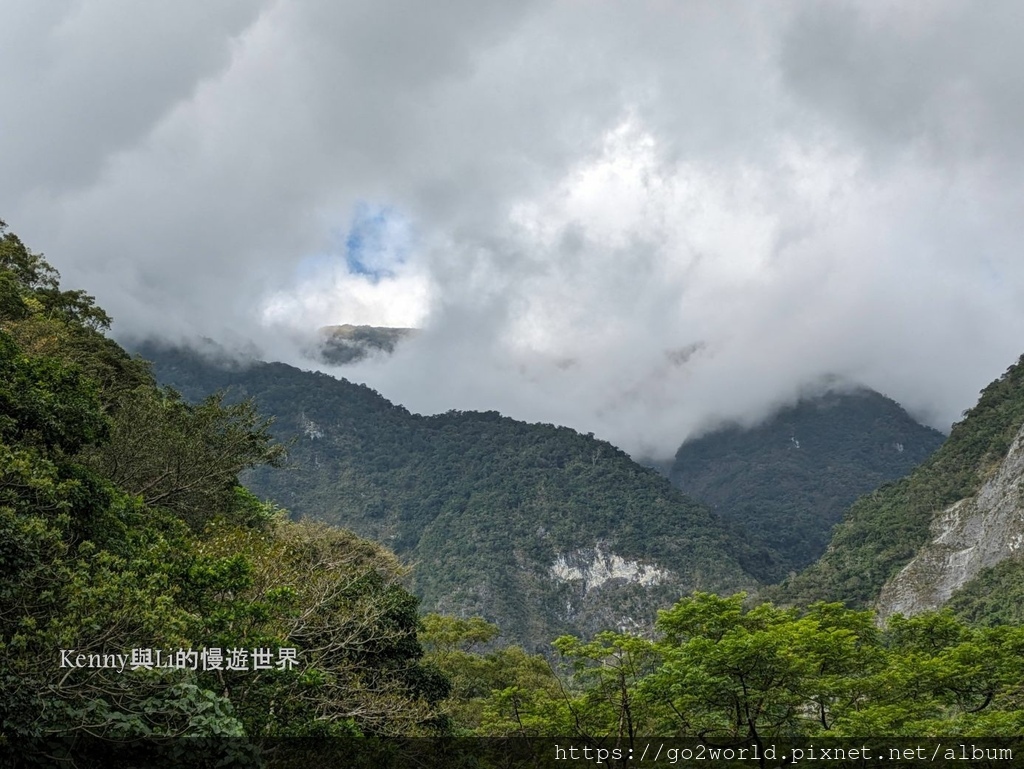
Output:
[
  {"xmin": 947, "ymin": 558, "xmax": 1024, "ymax": 625},
  {"xmin": 774, "ymin": 355, "xmax": 1024, "ymax": 612},
  {"xmin": 317, "ymin": 324, "xmax": 414, "ymax": 365},
  {"xmin": 136, "ymin": 342, "xmax": 756, "ymax": 649},
  {"xmin": 874, "ymin": 416, "xmax": 1024, "ymax": 621},
  {"xmin": 666, "ymin": 388, "xmax": 944, "ymax": 582}
]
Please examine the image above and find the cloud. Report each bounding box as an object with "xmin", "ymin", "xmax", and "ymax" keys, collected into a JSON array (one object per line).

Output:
[{"xmin": 4, "ymin": 0, "xmax": 1024, "ymax": 456}]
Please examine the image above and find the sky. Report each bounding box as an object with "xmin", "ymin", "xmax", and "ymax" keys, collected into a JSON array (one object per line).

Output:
[{"xmin": 4, "ymin": 0, "xmax": 1024, "ymax": 457}]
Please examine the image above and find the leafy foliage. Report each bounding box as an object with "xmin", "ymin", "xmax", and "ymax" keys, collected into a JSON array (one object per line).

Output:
[
  {"xmin": 947, "ymin": 559, "xmax": 1024, "ymax": 626},
  {"xmin": 79, "ymin": 386, "xmax": 284, "ymax": 531},
  {"xmin": 435, "ymin": 594, "xmax": 1024, "ymax": 743}
]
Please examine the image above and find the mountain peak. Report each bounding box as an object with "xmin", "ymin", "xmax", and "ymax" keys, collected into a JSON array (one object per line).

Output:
[{"xmin": 316, "ymin": 324, "xmax": 416, "ymax": 365}]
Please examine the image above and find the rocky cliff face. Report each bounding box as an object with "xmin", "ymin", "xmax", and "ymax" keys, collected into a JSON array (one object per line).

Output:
[
  {"xmin": 876, "ymin": 421, "xmax": 1024, "ymax": 621},
  {"xmin": 550, "ymin": 542, "xmax": 672, "ymax": 595}
]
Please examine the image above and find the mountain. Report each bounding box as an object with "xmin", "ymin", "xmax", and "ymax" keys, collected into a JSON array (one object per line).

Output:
[
  {"xmin": 316, "ymin": 324, "xmax": 414, "ymax": 365},
  {"xmin": 663, "ymin": 387, "xmax": 945, "ymax": 582},
  {"xmin": 774, "ymin": 354, "xmax": 1024, "ymax": 620},
  {"xmin": 135, "ymin": 342, "xmax": 757, "ymax": 650}
]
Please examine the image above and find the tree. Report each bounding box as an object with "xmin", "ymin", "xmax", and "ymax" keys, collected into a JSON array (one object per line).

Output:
[
  {"xmin": 0, "ymin": 220, "xmax": 110, "ymax": 331},
  {"xmin": 188, "ymin": 520, "xmax": 451, "ymax": 739},
  {"xmin": 551, "ymin": 631, "xmax": 661, "ymax": 748},
  {"xmin": 79, "ymin": 388, "xmax": 285, "ymax": 531},
  {"xmin": 641, "ymin": 594, "xmax": 887, "ymax": 746}
]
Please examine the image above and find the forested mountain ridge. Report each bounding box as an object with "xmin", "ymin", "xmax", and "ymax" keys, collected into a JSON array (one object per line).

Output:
[
  {"xmin": 136, "ymin": 342, "xmax": 758, "ymax": 650},
  {"xmin": 774, "ymin": 353, "xmax": 1024, "ymax": 618},
  {"xmin": 665, "ymin": 388, "xmax": 945, "ymax": 582}
]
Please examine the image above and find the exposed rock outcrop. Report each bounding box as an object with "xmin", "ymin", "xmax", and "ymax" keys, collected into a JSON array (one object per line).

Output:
[
  {"xmin": 550, "ymin": 543, "xmax": 672, "ymax": 595},
  {"xmin": 876, "ymin": 422, "xmax": 1024, "ymax": 621}
]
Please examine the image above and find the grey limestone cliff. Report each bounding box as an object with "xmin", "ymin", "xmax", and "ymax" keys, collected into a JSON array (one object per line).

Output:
[{"xmin": 876, "ymin": 422, "xmax": 1024, "ymax": 620}]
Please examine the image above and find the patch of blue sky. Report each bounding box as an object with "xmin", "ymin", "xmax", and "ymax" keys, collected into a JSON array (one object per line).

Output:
[
  {"xmin": 343, "ymin": 201, "xmax": 411, "ymax": 281},
  {"xmin": 296, "ymin": 202, "xmax": 413, "ymax": 283}
]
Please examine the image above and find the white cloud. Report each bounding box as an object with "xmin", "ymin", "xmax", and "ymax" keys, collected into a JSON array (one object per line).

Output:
[{"xmin": 4, "ymin": 0, "xmax": 1024, "ymax": 456}]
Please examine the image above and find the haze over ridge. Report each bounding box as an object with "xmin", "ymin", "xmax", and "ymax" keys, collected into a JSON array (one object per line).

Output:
[{"xmin": 4, "ymin": 1, "xmax": 1024, "ymax": 456}]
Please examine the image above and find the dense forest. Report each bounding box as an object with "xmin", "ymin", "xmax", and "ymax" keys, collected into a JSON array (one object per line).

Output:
[
  {"xmin": 137, "ymin": 341, "xmax": 757, "ymax": 649},
  {"xmin": 3, "ymin": 221, "xmax": 1024, "ymax": 766}
]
